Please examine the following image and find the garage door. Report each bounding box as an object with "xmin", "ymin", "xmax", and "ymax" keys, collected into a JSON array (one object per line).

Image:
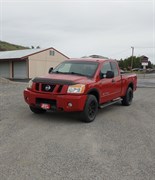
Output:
[
  {"xmin": 13, "ymin": 61, "xmax": 27, "ymax": 78},
  {"xmin": 0, "ymin": 62, "xmax": 10, "ymax": 78}
]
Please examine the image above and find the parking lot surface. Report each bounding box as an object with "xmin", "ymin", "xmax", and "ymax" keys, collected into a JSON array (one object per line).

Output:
[{"xmin": 0, "ymin": 82, "xmax": 155, "ymax": 180}]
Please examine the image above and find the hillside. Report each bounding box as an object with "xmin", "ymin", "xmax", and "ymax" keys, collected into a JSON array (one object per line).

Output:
[{"xmin": 0, "ymin": 41, "xmax": 29, "ymax": 51}]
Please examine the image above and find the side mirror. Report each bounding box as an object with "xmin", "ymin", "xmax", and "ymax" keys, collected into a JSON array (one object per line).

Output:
[
  {"xmin": 100, "ymin": 72, "xmax": 106, "ymax": 79},
  {"xmin": 106, "ymin": 71, "xmax": 114, "ymax": 78},
  {"xmin": 48, "ymin": 67, "xmax": 53, "ymax": 73}
]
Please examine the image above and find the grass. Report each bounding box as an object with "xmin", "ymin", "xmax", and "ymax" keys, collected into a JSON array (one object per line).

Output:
[{"xmin": 0, "ymin": 41, "xmax": 29, "ymax": 51}]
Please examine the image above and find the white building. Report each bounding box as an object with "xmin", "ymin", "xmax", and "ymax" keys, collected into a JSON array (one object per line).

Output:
[{"xmin": 0, "ymin": 47, "xmax": 69, "ymax": 79}]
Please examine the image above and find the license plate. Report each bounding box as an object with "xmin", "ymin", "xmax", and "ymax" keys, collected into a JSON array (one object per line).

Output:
[{"xmin": 40, "ymin": 103, "xmax": 51, "ymax": 110}]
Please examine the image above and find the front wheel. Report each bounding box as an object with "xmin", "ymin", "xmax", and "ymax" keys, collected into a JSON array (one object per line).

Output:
[
  {"xmin": 29, "ymin": 106, "xmax": 46, "ymax": 114},
  {"xmin": 81, "ymin": 95, "xmax": 98, "ymax": 123},
  {"xmin": 122, "ymin": 87, "xmax": 133, "ymax": 106}
]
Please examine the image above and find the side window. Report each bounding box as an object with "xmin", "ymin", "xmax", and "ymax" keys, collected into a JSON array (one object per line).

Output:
[
  {"xmin": 101, "ymin": 62, "xmax": 112, "ymax": 74},
  {"xmin": 110, "ymin": 62, "xmax": 119, "ymax": 76}
]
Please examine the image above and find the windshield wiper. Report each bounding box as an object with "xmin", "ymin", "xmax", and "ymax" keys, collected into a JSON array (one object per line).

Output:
[
  {"xmin": 68, "ymin": 72, "xmax": 86, "ymax": 76},
  {"xmin": 53, "ymin": 71, "xmax": 86, "ymax": 76},
  {"xmin": 53, "ymin": 71, "xmax": 64, "ymax": 74}
]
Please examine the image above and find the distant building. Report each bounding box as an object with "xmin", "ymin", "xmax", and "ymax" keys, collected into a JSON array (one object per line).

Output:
[{"xmin": 0, "ymin": 47, "xmax": 69, "ymax": 79}]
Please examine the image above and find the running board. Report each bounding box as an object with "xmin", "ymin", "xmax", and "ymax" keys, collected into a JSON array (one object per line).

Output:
[{"xmin": 99, "ymin": 98, "xmax": 122, "ymax": 109}]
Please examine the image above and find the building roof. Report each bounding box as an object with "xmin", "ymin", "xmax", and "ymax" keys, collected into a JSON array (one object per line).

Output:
[{"xmin": 0, "ymin": 47, "xmax": 69, "ymax": 60}]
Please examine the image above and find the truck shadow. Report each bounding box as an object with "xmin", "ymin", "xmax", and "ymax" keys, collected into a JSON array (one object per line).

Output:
[
  {"xmin": 24, "ymin": 102, "xmax": 123, "ymax": 124},
  {"xmin": 98, "ymin": 102, "xmax": 122, "ymax": 114},
  {"xmin": 28, "ymin": 111, "xmax": 82, "ymax": 124}
]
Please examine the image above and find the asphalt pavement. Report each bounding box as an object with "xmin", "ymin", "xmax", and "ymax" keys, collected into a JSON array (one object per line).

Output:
[{"xmin": 137, "ymin": 73, "xmax": 155, "ymax": 88}]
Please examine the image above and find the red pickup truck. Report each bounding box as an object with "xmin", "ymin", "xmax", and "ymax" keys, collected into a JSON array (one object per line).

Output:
[{"xmin": 24, "ymin": 58, "xmax": 137, "ymax": 122}]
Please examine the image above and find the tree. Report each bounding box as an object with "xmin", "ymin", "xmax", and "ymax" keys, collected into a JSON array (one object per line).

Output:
[
  {"xmin": 118, "ymin": 56, "xmax": 153, "ymax": 70},
  {"xmin": 147, "ymin": 61, "xmax": 153, "ymax": 68}
]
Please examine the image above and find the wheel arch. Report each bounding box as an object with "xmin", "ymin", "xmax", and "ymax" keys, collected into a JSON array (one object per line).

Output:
[
  {"xmin": 87, "ymin": 88, "xmax": 100, "ymax": 103},
  {"xmin": 122, "ymin": 82, "xmax": 134, "ymax": 98},
  {"xmin": 127, "ymin": 82, "xmax": 134, "ymax": 90}
]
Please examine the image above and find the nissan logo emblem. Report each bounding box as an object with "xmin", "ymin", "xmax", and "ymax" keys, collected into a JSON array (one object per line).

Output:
[{"xmin": 45, "ymin": 85, "xmax": 51, "ymax": 91}]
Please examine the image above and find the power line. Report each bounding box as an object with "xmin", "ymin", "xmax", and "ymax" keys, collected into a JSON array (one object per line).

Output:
[
  {"xmin": 110, "ymin": 47, "xmax": 154, "ymax": 57},
  {"xmin": 134, "ymin": 47, "xmax": 154, "ymax": 49},
  {"xmin": 110, "ymin": 48, "xmax": 130, "ymax": 56}
]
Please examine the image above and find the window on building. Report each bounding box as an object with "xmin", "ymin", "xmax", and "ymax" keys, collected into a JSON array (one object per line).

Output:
[{"xmin": 49, "ymin": 50, "xmax": 55, "ymax": 56}]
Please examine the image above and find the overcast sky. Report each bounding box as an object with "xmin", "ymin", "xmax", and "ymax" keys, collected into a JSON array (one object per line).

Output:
[{"xmin": 0, "ymin": 0, "xmax": 155, "ymax": 63}]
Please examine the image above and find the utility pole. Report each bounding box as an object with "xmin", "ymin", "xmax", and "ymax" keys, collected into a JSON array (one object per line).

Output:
[{"xmin": 131, "ymin": 46, "xmax": 134, "ymax": 70}]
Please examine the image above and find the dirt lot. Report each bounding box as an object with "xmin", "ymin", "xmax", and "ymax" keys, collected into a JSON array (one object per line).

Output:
[{"xmin": 0, "ymin": 82, "xmax": 155, "ymax": 180}]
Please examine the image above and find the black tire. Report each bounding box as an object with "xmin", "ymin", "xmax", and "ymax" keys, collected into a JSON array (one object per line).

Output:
[
  {"xmin": 29, "ymin": 106, "xmax": 46, "ymax": 114},
  {"xmin": 122, "ymin": 87, "xmax": 133, "ymax": 106},
  {"xmin": 81, "ymin": 95, "xmax": 98, "ymax": 123}
]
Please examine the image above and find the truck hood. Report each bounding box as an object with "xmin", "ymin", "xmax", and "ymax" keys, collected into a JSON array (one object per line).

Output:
[{"xmin": 33, "ymin": 73, "xmax": 94, "ymax": 85}]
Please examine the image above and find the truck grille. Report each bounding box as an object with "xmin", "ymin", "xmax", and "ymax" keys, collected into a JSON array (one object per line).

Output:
[
  {"xmin": 41, "ymin": 84, "xmax": 56, "ymax": 92},
  {"xmin": 35, "ymin": 83, "xmax": 63, "ymax": 93},
  {"xmin": 35, "ymin": 83, "xmax": 39, "ymax": 91},
  {"xmin": 57, "ymin": 85, "xmax": 63, "ymax": 93}
]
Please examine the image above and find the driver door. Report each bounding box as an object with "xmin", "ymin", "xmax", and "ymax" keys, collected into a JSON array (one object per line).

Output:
[{"xmin": 99, "ymin": 61, "xmax": 115, "ymax": 103}]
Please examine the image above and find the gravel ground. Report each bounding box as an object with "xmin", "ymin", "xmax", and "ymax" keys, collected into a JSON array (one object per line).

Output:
[{"xmin": 0, "ymin": 82, "xmax": 155, "ymax": 180}]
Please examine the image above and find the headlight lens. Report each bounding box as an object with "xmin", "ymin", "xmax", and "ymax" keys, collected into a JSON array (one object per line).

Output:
[
  {"xmin": 67, "ymin": 84, "xmax": 85, "ymax": 94},
  {"xmin": 28, "ymin": 79, "xmax": 33, "ymax": 88}
]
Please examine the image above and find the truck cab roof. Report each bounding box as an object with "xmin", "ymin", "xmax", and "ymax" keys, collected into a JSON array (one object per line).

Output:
[{"xmin": 67, "ymin": 58, "xmax": 114, "ymax": 63}]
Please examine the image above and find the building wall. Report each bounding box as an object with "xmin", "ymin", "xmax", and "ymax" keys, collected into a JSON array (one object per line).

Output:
[{"xmin": 29, "ymin": 48, "xmax": 69, "ymax": 78}]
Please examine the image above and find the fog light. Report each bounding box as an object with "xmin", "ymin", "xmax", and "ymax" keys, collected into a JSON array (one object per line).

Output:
[{"xmin": 68, "ymin": 103, "xmax": 72, "ymax": 107}]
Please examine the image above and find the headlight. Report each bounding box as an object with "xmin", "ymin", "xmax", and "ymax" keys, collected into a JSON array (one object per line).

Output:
[
  {"xmin": 67, "ymin": 84, "xmax": 85, "ymax": 94},
  {"xmin": 28, "ymin": 79, "xmax": 33, "ymax": 88}
]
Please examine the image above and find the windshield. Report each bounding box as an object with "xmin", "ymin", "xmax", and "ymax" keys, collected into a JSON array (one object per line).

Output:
[{"xmin": 52, "ymin": 61, "xmax": 98, "ymax": 77}]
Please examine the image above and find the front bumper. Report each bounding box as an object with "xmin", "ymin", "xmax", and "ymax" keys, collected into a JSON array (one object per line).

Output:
[{"xmin": 23, "ymin": 89, "xmax": 87, "ymax": 112}]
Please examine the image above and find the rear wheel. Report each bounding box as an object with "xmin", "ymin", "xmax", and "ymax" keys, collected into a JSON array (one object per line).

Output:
[
  {"xmin": 29, "ymin": 106, "xmax": 46, "ymax": 114},
  {"xmin": 122, "ymin": 87, "xmax": 133, "ymax": 106},
  {"xmin": 81, "ymin": 95, "xmax": 98, "ymax": 123}
]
